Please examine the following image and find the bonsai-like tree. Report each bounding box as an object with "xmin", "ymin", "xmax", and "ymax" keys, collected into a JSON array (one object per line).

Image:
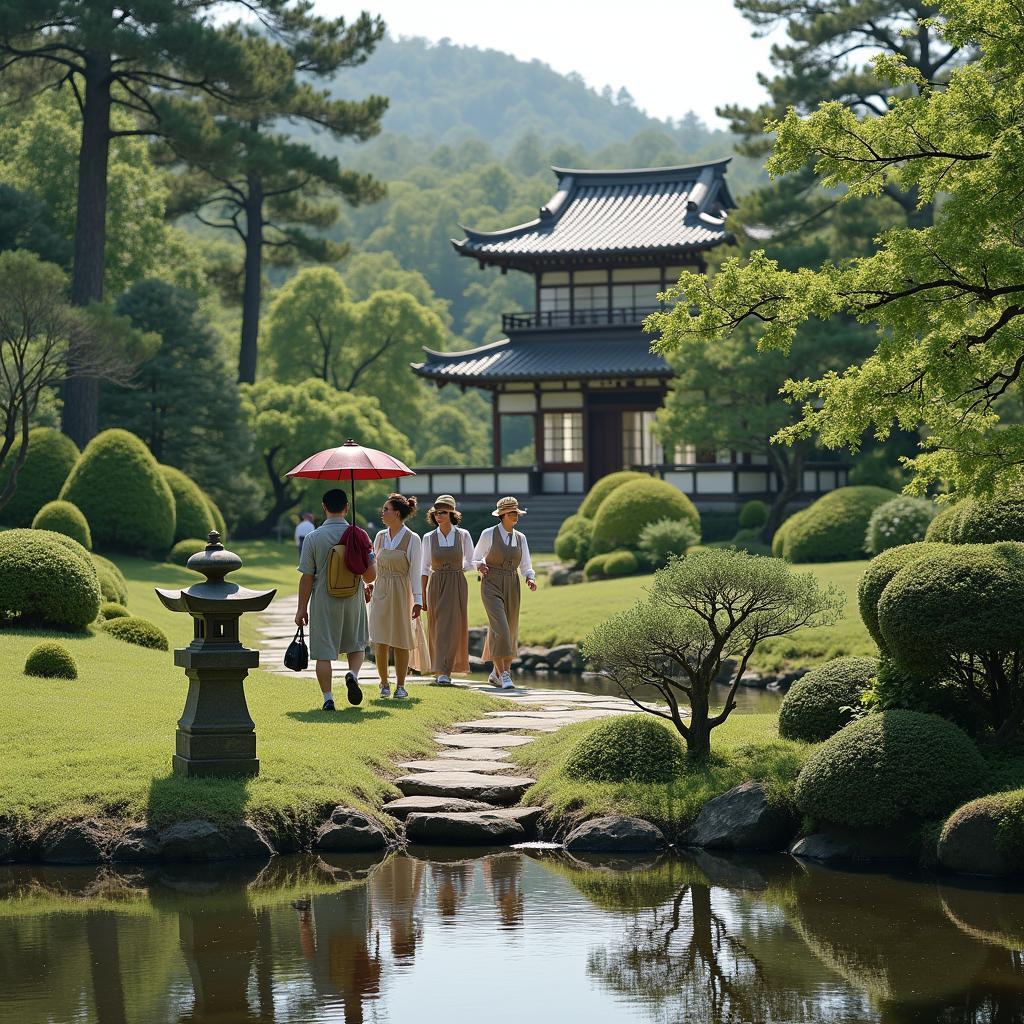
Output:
[{"xmin": 582, "ymin": 549, "xmax": 843, "ymax": 759}]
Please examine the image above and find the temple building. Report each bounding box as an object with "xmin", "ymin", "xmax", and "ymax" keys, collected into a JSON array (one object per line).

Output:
[{"xmin": 405, "ymin": 160, "xmax": 847, "ymax": 544}]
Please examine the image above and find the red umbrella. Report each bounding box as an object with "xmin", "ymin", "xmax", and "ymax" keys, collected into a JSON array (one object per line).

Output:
[{"xmin": 285, "ymin": 439, "xmax": 415, "ymax": 521}]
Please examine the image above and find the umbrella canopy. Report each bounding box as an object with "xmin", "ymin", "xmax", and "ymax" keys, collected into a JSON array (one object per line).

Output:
[{"xmin": 285, "ymin": 439, "xmax": 415, "ymax": 520}]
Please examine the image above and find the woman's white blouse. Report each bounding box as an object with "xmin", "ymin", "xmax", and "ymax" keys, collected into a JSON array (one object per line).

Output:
[
  {"xmin": 419, "ymin": 526, "xmax": 475, "ymax": 578},
  {"xmin": 472, "ymin": 525, "xmax": 536, "ymax": 581}
]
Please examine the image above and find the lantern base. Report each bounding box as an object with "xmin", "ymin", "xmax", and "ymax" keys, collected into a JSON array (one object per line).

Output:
[{"xmin": 172, "ymin": 753, "xmax": 259, "ymax": 778}]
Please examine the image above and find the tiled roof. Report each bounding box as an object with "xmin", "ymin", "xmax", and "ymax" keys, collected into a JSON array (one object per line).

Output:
[
  {"xmin": 412, "ymin": 333, "xmax": 672, "ymax": 385},
  {"xmin": 453, "ymin": 160, "xmax": 734, "ymax": 268}
]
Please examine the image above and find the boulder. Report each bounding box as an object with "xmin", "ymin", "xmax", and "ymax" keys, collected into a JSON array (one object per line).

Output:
[
  {"xmin": 568, "ymin": 570, "xmax": 585, "ymax": 585},
  {"xmin": 684, "ymin": 782, "xmax": 797, "ymax": 851},
  {"xmin": 546, "ymin": 644, "xmax": 584, "ymax": 672},
  {"xmin": 467, "ymin": 627, "xmax": 488, "ymax": 657},
  {"xmin": 394, "ymin": 771, "xmax": 535, "ymax": 805},
  {"xmin": 468, "ymin": 655, "xmax": 493, "ymax": 674},
  {"xmin": 563, "ymin": 816, "xmax": 666, "ymax": 853},
  {"xmin": 938, "ymin": 803, "xmax": 1018, "ymax": 877},
  {"xmin": 548, "ymin": 567, "xmax": 572, "ymax": 586},
  {"xmin": 737, "ymin": 672, "xmax": 767, "ymax": 689},
  {"xmin": 554, "ymin": 656, "xmax": 580, "ymax": 675},
  {"xmin": 156, "ymin": 820, "xmax": 273, "ymax": 862},
  {"xmin": 110, "ymin": 825, "xmax": 161, "ymax": 863},
  {"xmin": 405, "ymin": 808, "xmax": 541, "ymax": 845},
  {"xmin": 40, "ymin": 820, "xmax": 108, "ymax": 864},
  {"xmin": 383, "ymin": 795, "xmax": 494, "ymax": 820},
  {"xmin": 314, "ymin": 808, "xmax": 389, "ymax": 852},
  {"xmin": 790, "ymin": 826, "xmax": 917, "ymax": 866}
]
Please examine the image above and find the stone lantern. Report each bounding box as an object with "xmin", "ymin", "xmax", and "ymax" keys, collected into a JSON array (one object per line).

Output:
[{"xmin": 156, "ymin": 532, "xmax": 276, "ymax": 778}]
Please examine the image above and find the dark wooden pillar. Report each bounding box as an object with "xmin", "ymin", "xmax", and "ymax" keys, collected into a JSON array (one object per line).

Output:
[{"xmin": 492, "ymin": 392, "xmax": 501, "ymax": 466}]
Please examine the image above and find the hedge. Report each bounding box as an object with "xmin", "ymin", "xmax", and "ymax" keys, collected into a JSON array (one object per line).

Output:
[
  {"xmin": 91, "ymin": 553, "xmax": 128, "ymax": 607},
  {"xmin": 60, "ymin": 428, "xmax": 175, "ymax": 557},
  {"xmin": 100, "ymin": 601, "xmax": 129, "ymax": 620},
  {"xmin": 948, "ymin": 498, "xmax": 1024, "ymax": 544},
  {"xmin": 772, "ymin": 507, "xmax": 809, "ymax": 557},
  {"xmin": 925, "ymin": 501, "xmax": 971, "ymax": 543},
  {"xmin": 160, "ymin": 465, "xmax": 215, "ymax": 543},
  {"xmin": 591, "ymin": 478, "xmax": 700, "ymax": 555},
  {"xmin": 794, "ymin": 711, "xmax": 985, "ymax": 828},
  {"xmin": 24, "ymin": 642, "xmax": 78, "ymax": 679},
  {"xmin": 739, "ymin": 499, "xmax": 768, "ymax": 530},
  {"xmin": 0, "ymin": 529, "xmax": 101, "ymax": 630},
  {"xmin": 778, "ymin": 656, "xmax": 878, "ymax": 743},
  {"xmin": 578, "ymin": 470, "xmax": 650, "ymax": 519},
  {"xmin": 637, "ymin": 517, "xmax": 698, "ymax": 568},
  {"xmin": 584, "ymin": 553, "xmax": 611, "ymax": 581},
  {"xmin": 865, "ymin": 496, "xmax": 936, "ymax": 555},
  {"xmin": 0, "ymin": 427, "xmax": 79, "ymax": 527},
  {"xmin": 602, "ymin": 549, "xmax": 639, "ymax": 577},
  {"xmin": 31, "ymin": 499, "xmax": 91, "ymax": 550},
  {"xmin": 554, "ymin": 514, "xmax": 593, "ymax": 566},
  {"xmin": 168, "ymin": 538, "xmax": 209, "ymax": 566},
  {"xmin": 941, "ymin": 789, "xmax": 1024, "ymax": 867},
  {"xmin": 564, "ymin": 716, "xmax": 685, "ymax": 783},
  {"xmin": 777, "ymin": 486, "xmax": 897, "ymax": 563},
  {"xmin": 101, "ymin": 616, "xmax": 169, "ymax": 651}
]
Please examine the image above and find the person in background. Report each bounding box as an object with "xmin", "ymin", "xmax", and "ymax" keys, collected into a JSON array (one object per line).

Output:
[
  {"xmin": 294, "ymin": 511, "xmax": 316, "ymax": 556},
  {"xmin": 420, "ymin": 494, "xmax": 474, "ymax": 685},
  {"xmin": 474, "ymin": 496, "xmax": 537, "ymax": 690}
]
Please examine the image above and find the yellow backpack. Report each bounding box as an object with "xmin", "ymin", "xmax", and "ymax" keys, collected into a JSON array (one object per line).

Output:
[{"xmin": 326, "ymin": 538, "xmax": 359, "ymax": 598}]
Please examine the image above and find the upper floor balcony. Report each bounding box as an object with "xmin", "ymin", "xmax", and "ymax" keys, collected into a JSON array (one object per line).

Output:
[{"xmin": 501, "ymin": 304, "xmax": 662, "ymax": 332}]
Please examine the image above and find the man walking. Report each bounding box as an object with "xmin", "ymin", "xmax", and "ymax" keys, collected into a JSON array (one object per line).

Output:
[{"xmin": 295, "ymin": 489, "xmax": 376, "ymax": 711}]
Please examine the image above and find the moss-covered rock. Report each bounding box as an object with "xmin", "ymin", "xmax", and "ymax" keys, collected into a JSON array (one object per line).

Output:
[
  {"xmin": 99, "ymin": 601, "xmax": 129, "ymax": 620},
  {"xmin": 168, "ymin": 538, "xmax": 209, "ymax": 566},
  {"xmin": 24, "ymin": 641, "xmax": 78, "ymax": 679},
  {"xmin": 794, "ymin": 711, "xmax": 985, "ymax": 828},
  {"xmin": 778, "ymin": 656, "xmax": 878, "ymax": 743},
  {"xmin": 0, "ymin": 427, "xmax": 79, "ymax": 527},
  {"xmin": 564, "ymin": 716, "xmax": 685, "ymax": 783},
  {"xmin": 0, "ymin": 528, "xmax": 101, "ymax": 630},
  {"xmin": 101, "ymin": 616, "xmax": 169, "ymax": 651},
  {"xmin": 939, "ymin": 789, "xmax": 1024, "ymax": 877},
  {"xmin": 60, "ymin": 428, "xmax": 175, "ymax": 557},
  {"xmin": 90, "ymin": 553, "xmax": 128, "ymax": 607},
  {"xmin": 865, "ymin": 496, "xmax": 936, "ymax": 554},
  {"xmin": 778, "ymin": 486, "xmax": 897, "ymax": 563},
  {"xmin": 591, "ymin": 478, "xmax": 700, "ymax": 556},
  {"xmin": 31, "ymin": 499, "xmax": 92, "ymax": 550},
  {"xmin": 578, "ymin": 470, "xmax": 650, "ymax": 519},
  {"xmin": 160, "ymin": 465, "xmax": 215, "ymax": 543},
  {"xmin": 554, "ymin": 513, "xmax": 592, "ymax": 566}
]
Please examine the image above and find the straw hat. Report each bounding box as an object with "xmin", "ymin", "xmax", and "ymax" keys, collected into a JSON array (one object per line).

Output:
[
  {"xmin": 431, "ymin": 494, "xmax": 457, "ymax": 510},
  {"xmin": 492, "ymin": 495, "xmax": 527, "ymax": 517}
]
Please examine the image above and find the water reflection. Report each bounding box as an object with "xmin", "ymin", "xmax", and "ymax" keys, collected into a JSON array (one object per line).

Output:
[{"xmin": 1, "ymin": 851, "xmax": 1022, "ymax": 1023}]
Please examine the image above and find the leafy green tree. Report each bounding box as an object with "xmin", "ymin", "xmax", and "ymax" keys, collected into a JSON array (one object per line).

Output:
[
  {"xmin": 341, "ymin": 251, "xmax": 451, "ymax": 326},
  {"xmin": 163, "ymin": 18, "xmax": 387, "ymax": 384},
  {"xmin": 0, "ymin": 184, "xmax": 70, "ymax": 267},
  {"xmin": 655, "ymin": 1, "xmax": 1024, "ymax": 498}
]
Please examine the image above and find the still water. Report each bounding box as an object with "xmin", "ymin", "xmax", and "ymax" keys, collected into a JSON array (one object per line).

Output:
[{"xmin": 2, "ymin": 849, "xmax": 1022, "ymax": 1024}]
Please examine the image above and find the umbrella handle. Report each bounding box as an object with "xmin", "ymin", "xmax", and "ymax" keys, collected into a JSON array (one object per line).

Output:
[{"xmin": 351, "ymin": 469, "xmax": 356, "ymax": 524}]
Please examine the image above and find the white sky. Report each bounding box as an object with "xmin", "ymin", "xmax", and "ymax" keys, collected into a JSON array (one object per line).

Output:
[{"xmin": 314, "ymin": 0, "xmax": 783, "ymax": 128}]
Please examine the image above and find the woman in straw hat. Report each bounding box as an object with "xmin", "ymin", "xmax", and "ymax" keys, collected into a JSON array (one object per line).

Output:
[
  {"xmin": 473, "ymin": 496, "xmax": 537, "ymax": 690},
  {"xmin": 419, "ymin": 494, "xmax": 475, "ymax": 684}
]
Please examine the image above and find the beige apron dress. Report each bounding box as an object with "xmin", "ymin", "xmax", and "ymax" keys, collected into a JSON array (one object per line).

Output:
[
  {"xmin": 426, "ymin": 529, "xmax": 470, "ymax": 674},
  {"xmin": 369, "ymin": 531, "xmax": 429, "ymax": 670},
  {"xmin": 481, "ymin": 528, "xmax": 523, "ymax": 661}
]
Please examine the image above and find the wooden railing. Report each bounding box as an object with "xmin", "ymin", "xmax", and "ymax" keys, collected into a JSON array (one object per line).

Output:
[{"xmin": 502, "ymin": 305, "xmax": 661, "ymax": 331}]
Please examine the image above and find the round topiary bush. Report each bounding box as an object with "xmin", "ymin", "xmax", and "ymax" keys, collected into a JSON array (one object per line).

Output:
[
  {"xmin": 31, "ymin": 499, "xmax": 92, "ymax": 550},
  {"xmin": 865, "ymin": 496, "xmax": 936, "ymax": 555},
  {"xmin": 0, "ymin": 528, "xmax": 101, "ymax": 630},
  {"xmin": 925, "ymin": 500, "xmax": 971, "ymax": 542},
  {"xmin": 583, "ymin": 553, "xmax": 611, "ymax": 581},
  {"xmin": 91, "ymin": 553, "xmax": 128, "ymax": 607},
  {"xmin": 0, "ymin": 427, "xmax": 79, "ymax": 527},
  {"xmin": 602, "ymin": 549, "xmax": 639, "ymax": 577},
  {"xmin": 949, "ymin": 499, "xmax": 1024, "ymax": 544},
  {"xmin": 794, "ymin": 710, "xmax": 986, "ymax": 828},
  {"xmin": 591, "ymin": 478, "xmax": 700, "ymax": 556},
  {"xmin": 168, "ymin": 537, "xmax": 209, "ymax": 566},
  {"xmin": 637, "ymin": 517, "xmax": 699, "ymax": 568},
  {"xmin": 160, "ymin": 465, "xmax": 215, "ymax": 543},
  {"xmin": 554, "ymin": 514, "xmax": 593, "ymax": 566},
  {"xmin": 24, "ymin": 641, "xmax": 78, "ymax": 679},
  {"xmin": 772, "ymin": 507, "xmax": 809, "ymax": 557},
  {"xmin": 101, "ymin": 615, "xmax": 169, "ymax": 651},
  {"xmin": 100, "ymin": 601, "xmax": 129, "ymax": 620},
  {"xmin": 59, "ymin": 428, "xmax": 175, "ymax": 557},
  {"xmin": 739, "ymin": 499, "xmax": 769, "ymax": 530},
  {"xmin": 779, "ymin": 486, "xmax": 897, "ymax": 563},
  {"xmin": 778, "ymin": 656, "xmax": 878, "ymax": 743},
  {"xmin": 564, "ymin": 715, "xmax": 685, "ymax": 783},
  {"xmin": 578, "ymin": 470, "xmax": 650, "ymax": 520}
]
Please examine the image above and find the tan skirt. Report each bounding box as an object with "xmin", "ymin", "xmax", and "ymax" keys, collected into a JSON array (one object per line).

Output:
[
  {"xmin": 481, "ymin": 569, "xmax": 521, "ymax": 661},
  {"xmin": 427, "ymin": 570, "xmax": 469, "ymax": 674}
]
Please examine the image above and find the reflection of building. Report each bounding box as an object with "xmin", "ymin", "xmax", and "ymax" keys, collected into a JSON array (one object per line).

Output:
[{"xmin": 406, "ymin": 162, "xmax": 848, "ymax": 545}]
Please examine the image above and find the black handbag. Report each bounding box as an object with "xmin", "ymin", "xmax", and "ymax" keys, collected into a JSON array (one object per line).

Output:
[{"xmin": 283, "ymin": 625, "xmax": 309, "ymax": 672}]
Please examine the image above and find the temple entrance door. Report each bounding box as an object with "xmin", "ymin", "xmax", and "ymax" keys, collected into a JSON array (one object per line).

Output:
[{"xmin": 587, "ymin": 409, "xmax": 622, "ymax": 486}]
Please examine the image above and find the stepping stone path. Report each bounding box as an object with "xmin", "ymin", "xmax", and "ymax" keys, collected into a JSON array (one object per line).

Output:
[{"xmin": 256, "ymin": 595, "xmax": 666, "ymax": 846}]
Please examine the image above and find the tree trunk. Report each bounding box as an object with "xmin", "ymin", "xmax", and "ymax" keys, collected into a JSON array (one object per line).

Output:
[
  {"xmin": 687, "ymin": 701, "xmax": 712, "ymax": 760},
  {"xmin": 63, "ymin": 52, "xmax": 112, "ymax": 447},
  {"xmin": 238, "ymin": 171, "xmax": 264, "ymax": 384},
  {"xmin": 761, "ymin": 446, "xmax": 805, "ymax": 545}
]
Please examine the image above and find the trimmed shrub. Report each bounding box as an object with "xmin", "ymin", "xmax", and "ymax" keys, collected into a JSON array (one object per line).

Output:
[
  {"xmin": 778, "ymin": 486, "xmax": 897, "ymax": 563},
  {"xmin": 160, "ymin": 465, "xmax": 215, "ymax": 543},
  {"xmin": 91, "ymin": 553, "xmax": 128, "ymax": 607},
  {"xmin": 739, "ymin": 499, "xmax": 768, "ymax": 530},
  {"xmin": 578, "ymin": 470, "xmax": 650, "ymax": 519},
  {"xmin": 778, "ymin": 656, "xmax": 878, "ymax": 743},
  {"xmin": 591, "ymin": 478, "xmax": 700, "ymax": 556},
  {"xmin": 950, "ymin": 499, "xmax": 1024, "ymax": 544},
  {"xmin": 168, "ymin": 537, "xmax": 209, "ymax": 566},
  {"xmin": 602, "ymin": 549, "xmax": 639, "ymax": 577},
  {"xmin": 794, "ymin": 711, "xmax": 986, "ymax": 828},
  {"xmin": 0, "ymin": 427, "xmax": 79, "ymax": 527},
  {"xmin": 564, "ymin": 715, "xmax": 685, "ymax": 783},
  {"xmin": 862, "ymin": 656, "xmax": 983, "ymax": 733},
  {"xmin": 772, "ymin": 507, "xmax": 809, "ymax": 557},
  {"xmin": 554, "ymin": 514, "xmax": 593, "ymax": 566},
  {"xmin": 925, "ymin": 500, "xmax": 971, "ymax": 542},
  {"xmin": 637, "ymin": 517, "xmax": 699, "ymax": 568},
  {"xmin": 942, "ymin": 789, "xmax": 1024, "ymax": 867},
  {"xmin": 205, "ymin": 495, "xmax": 228, "ymax": 541},
  {"xmin": 101, "ymin": 615, "xmax": 169, "ymax": 651},
  {"xmin": 60, "ymin": 428, "xmax": 175, "ymax": 557},
  {"xmin": 100, "ymin": 601, "xmax": 129, "ymax": 620},
  {"xmin": 31, "ymin": 499, "xmax": 91, "ymax": 550},
  {"xmin": 865, "ymin": 496, "xmax": 936, "ymax": 554},
  {"xmin": 24, "ymin": 641, "xmax": 78, "ymax": 679},
  {"xmin": 726, "ymin": 528, "xmax": 772, "ymax": 555},
  {"xmin": 583, "ymin": 553, "xmax": 611, "ymax": 581},
  {"xmin": 0, "ymin": 529, "xmax": 101, "ymax": 630}
]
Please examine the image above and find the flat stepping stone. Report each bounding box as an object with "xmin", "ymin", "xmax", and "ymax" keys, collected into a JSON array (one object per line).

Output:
[
  {"xmin": 433, "ymin": 733, "xmax": 535, "ymax": 749},
  {"xmin": 405, "ymin": 807, "xmax": 543, "ymax": 846},
  {"xmin": 484, "ymin": 709, "xmax": 622, "ymax": 720},
  {"xmin": 453, "ymin": 718, "xmax": 560, "ymax": 733},
  {"xmin": 382, "ymin": 795, "xmax": 493, "ymax": 820},
  {"xmin": 394, "ymin": 771, "xmax": 535, "ymax": 805},
  {"xmin": 395, "ymin": 759, "xmax": 515, "ymax": 774},
  {"xmin": 441, "ymin": 747, "xmax": 511, "ymax": 762}
]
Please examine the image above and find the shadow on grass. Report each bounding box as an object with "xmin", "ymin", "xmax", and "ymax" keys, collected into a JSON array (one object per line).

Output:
[
  {"xmin": 146, "ymin": 773, "xmax": 253, "ymax": 830},
  {"xmin": 286, "ymin": 707, "xmax": 393, "ymax": 724}
]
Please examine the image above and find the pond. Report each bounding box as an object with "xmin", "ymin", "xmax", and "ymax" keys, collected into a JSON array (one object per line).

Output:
[{"xmin": 2, "ymin": 850, "xmax": 1022, "ymax": 1023}]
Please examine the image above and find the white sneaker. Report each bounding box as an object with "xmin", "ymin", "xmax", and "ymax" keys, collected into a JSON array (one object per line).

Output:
[
  {"xmin": 487, "ymin": 670, "xmax": 499, "ymax": 687},
  {"xmin": 500, "ymin": 672, "xmax": 515, "ymax": 690},
  {"xmin": 437, "ymin": 673, "xmax": 451, "ymax": 685}
]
